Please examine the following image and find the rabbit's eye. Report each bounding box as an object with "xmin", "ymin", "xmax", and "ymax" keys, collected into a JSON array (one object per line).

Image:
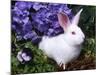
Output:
[{"xmin": 71, "ymin": 31, "xmax": 76, "ymax": 35}]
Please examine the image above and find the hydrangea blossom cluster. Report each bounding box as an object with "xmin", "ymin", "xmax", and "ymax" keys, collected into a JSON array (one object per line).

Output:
[{"xmin": 12, "ymin": 1, "xmax": 73, "ymax": 44}]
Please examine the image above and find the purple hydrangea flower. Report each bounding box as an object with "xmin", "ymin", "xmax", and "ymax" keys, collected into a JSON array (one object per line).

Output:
[
  {"xmin": 23, "ymin": 31, "xmax": 37, "ymax": 40},
  {"xmin": 12, "ymin": 1, "xmax": 73, "ymax": 43},
  {"xmin": 15, "ymin": 1, "xmax": 32, "ymax": 11},
  {"xmin": 17, "ymin": 48, "xmax": 33, "ymax": 64},
  {"xmin": 32, "ymin": 2, "xmax": 47, "ymax": 11}
]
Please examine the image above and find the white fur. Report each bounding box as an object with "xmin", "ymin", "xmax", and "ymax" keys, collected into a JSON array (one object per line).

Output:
[{"xmin": 39, "ymin": 9, "xmax": 85, "ymax": 70}]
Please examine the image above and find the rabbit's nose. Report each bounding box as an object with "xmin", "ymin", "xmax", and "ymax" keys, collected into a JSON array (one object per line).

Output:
[
  {"xmin": 83, "ymin": 35, "xmax": 85, "ymax": 39},
  {"xmin": 82, "ymin": 36, "xmax": 85, "ymax": 41},
  {"xmin": 82, "ymin": 35, "xmax": 85, "ymax": 39},
  {"xmin": 82, "ymin": 33, "xmax": 85, "ymax": 39}
]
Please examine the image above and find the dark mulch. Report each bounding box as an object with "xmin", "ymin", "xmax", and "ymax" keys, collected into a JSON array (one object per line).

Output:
[{"xmin": 57, "ymin": 52, "xmax": 96, "ymax": 71}]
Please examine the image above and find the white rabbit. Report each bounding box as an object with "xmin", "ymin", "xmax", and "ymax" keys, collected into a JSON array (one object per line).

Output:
[{"xmin": 39, "ymin": 9, "xmax": 85, "ymax": 70}]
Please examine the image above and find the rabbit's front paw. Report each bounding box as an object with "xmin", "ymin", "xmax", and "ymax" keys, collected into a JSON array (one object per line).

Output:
[{"xmin": 58, "ymin": 62, "xmax": 66, "ymax": 70}]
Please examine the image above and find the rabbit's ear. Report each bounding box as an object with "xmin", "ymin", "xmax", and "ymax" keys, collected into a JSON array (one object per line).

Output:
[
  {"xmin": 57, "ymin": 12, "xmax": 71, "ymax": 31},
  {"xmin": 72, "ymin": 9, "xmax": 83, "ymax": 25}
]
